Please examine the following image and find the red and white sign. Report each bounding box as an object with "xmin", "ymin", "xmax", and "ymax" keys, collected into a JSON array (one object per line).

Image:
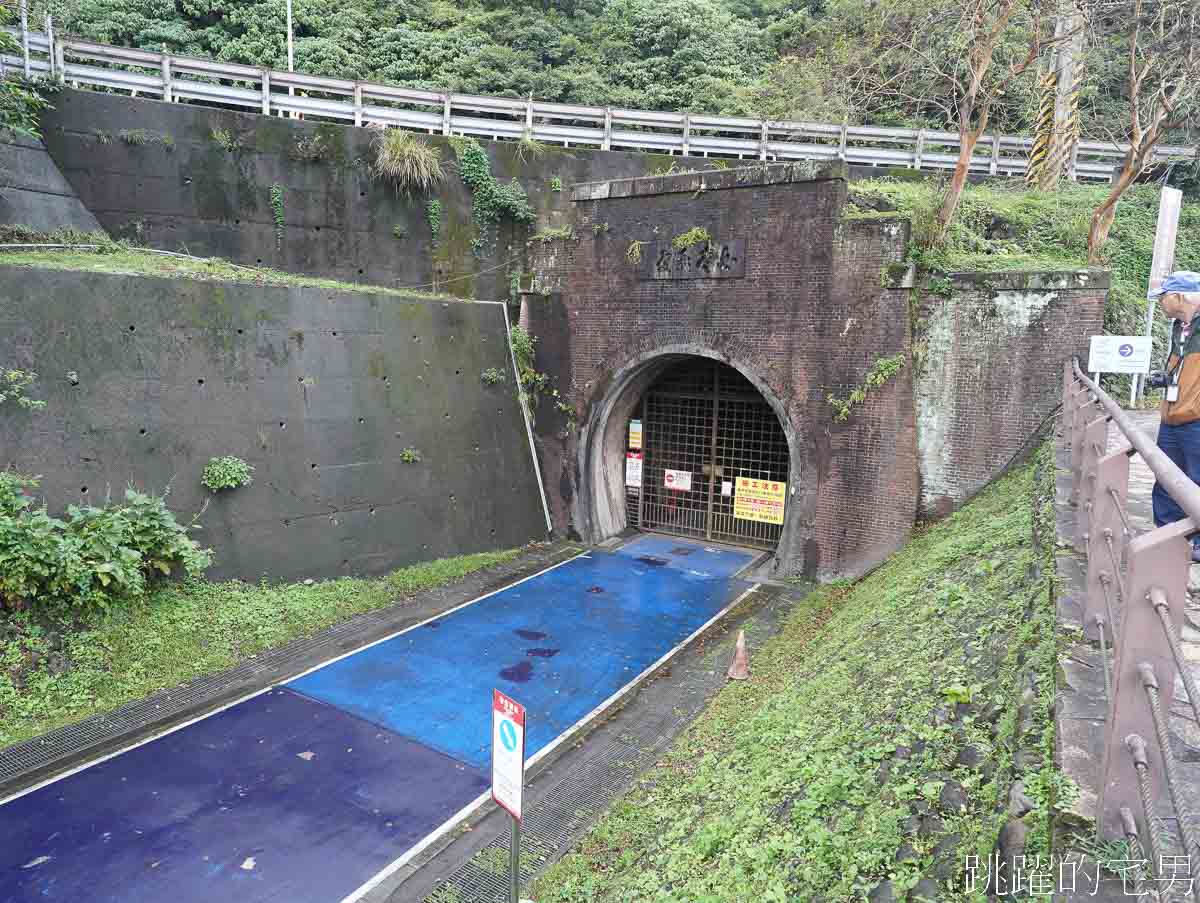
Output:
[
  {"xmin": 625, "ymin": 452, "xmax": 643, "ymax": 488},
  {"xmin": 664, "ymin": 469, "xmax": 692, "ymax": 492},
  {"xmin": 491, "ymin": 689, "xmax": 526, "ymax": 820}
]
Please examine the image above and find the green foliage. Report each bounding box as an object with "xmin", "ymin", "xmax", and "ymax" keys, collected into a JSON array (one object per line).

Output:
[
  {"xmin": 399, "ymin": 447, "xmax": 423, "ymax": 463},
  {"xmin": 392, "ymin": 224, "xmax": 408, "ymax": 240},
  {"xmin": 93, "ymin": 129, "xmax": 112, "ymax": 145},
  {"xmin": 0, "ymin": 473, "xmax": 211, "ymax": 616},
  {"xmin": 0, "ymin": 9, "xmax": 50, "ymax": 139},
  {"xmin": 533, "ymin": 225, "xmax": 575, "ymax": 243},
  {"xmin": 200, "ymin": 456, "xmax": 254, "ymax": 492},
  {"xmin": 515, "ymin": 133, "xmax": 546, "ymax": 164},
  {"xmin": 426, "ymin": 200, "xmax": 443, "ymax": 242},
  {"xmin": 371, "ymin": 130, "xmax": 445, "ymax": 194},
  {"xmin": 117, "ymin": 129, "xmax": 171, "ymax": 149},
  {"xmin": 827, "ymin": 354, "xmax": 905, "ymax": 423},
  {"xmin": 0, "ymin": 547, "xmax": 524, "ymax": 749},
  {"xmin": 534, "ymin": 455, "xmax": 1060, "ymax": 901},
  {"xmin": 290, "ymin": 133, "xmax": 332, "ymax": 162},
  {"xmin": 593, "ymin": 222, "xmax": 610, "ymax": 235},
  {"xmin": 451, "ymin": 137, "xmax": 535, "ymax": 256},
  {"xmin": 210, "ymin": 128, "xmax": 241, "ymax": 152},
  {"xmin": 550, "ymin": 176, "xmax": 562, "ymax": 192},
  {"xmin": 671, "ymin": 226, "xmax": 712, "ymax": 250},
  {"xmin": 0, "ymin": 368, "xmax": 46, "ymax": 410},
  {"xmin": 269, "ymin": 184, "xmax": 285, "ymax": 250},
  {"xmin": 626, "ymin": 241, "xmax": 647, "ymax": 264},
  {"xmin": 481, "ymin": 367, "xmax": 507, "ymax": 385}
]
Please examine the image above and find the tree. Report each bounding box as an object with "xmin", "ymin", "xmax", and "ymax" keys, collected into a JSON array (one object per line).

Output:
[{"xmin": 1086, "ymin": 0, "xmax": 1200, "ymax": 263}]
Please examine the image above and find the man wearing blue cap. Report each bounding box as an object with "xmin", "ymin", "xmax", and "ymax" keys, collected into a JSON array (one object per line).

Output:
[{"xmin": 1148, "ymin": 271, "xmax": 1200, "ymax": 560}]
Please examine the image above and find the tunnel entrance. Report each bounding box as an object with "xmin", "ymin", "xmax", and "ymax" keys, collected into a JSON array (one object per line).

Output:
[{"xmin": 625, "ymin": 358, "xmax": 790, "ymax": 549}]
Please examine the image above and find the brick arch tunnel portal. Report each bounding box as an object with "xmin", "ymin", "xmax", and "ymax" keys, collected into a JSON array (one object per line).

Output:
[{"xmin": 578, "ymin": 350, "xmax": 799, "ymax": 562}]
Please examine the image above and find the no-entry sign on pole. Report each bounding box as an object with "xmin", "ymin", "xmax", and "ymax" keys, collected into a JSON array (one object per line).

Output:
[{"xmin": 492, "ymin": 689, "xmax": 526, "ymax": 819}]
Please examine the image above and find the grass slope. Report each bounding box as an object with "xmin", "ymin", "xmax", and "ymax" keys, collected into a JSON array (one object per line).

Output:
[
  {"xmin": 0, "ymin": 548, "xmax": 522, "ymax": 750},
  {"xmin": 534, "ymin": 453, "xmax": 1060, "ymax": 902}
]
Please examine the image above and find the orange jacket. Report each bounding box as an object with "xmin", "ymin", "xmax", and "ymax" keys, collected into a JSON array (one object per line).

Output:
[{"xmin": 1162, "ymin": 316, "xmax": 1200, "ymax": 425}]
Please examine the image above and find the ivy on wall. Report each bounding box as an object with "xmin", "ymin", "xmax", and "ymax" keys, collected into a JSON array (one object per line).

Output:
[
  {"xmin": 827, "ymin": 354, "xmax": 905, "ymax": 422},
  {"xmin": 449, "ymin": 137, "xmax": 535, "ymax": 256}
]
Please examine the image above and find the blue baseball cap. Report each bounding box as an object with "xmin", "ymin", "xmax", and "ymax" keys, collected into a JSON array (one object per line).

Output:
[{"xmin": 1150, "ymin": 271, "xmax": 1200, "ymax": 299}]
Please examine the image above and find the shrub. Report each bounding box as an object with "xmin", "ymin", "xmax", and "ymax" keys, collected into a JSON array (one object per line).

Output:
[
  {"xmin": 201, "ymin": 456, "xmax": 254, "ymax": 492},
  {"xmin": 371, "ymin": 130, "xmax": 445, "ymax": 194},
  {"xmin": 0, "ymin": 474, "xmax": 211, "ymax": 613},
  {"xmin": 0, "ymin": 368, "xmax": 45, "ymax": 410},
  {"xmin": 481, "ymin": 367, "xmax": 507, "ymax": 385}
]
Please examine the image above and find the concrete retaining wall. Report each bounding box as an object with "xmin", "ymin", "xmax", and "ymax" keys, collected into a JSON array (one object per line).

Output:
[
  {"xmin": 0, "ymin": 130, "xmax": 103, "ymax": 233},
  {"xmin": 0, "ymin": 265, "xmax": 547, "ymax": 581}
]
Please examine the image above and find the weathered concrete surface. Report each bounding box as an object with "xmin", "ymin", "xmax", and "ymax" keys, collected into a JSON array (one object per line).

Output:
[
  {"xmin": 915, "ymin": 270, "xmax": 1107, "ymax": 519},
  {"xmin": 34, "ymin": 90, "xmax": 712, "ymax": 301},
  {"xmin": 0, "ymin": 265, "xmax": 546, "ymax": 581},
  {"xmin": 0, "ymin": 130, "xmax": 103, "ymax": 233}
]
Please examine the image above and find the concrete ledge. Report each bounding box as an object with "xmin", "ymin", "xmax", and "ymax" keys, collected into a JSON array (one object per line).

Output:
[
  {"xmin": 571, "ymin": 160, "xmax": 848, "ymax": 202},
  {"xmin": 949, "ymin": 269, "xmax": 1110, "ymax": 291}
]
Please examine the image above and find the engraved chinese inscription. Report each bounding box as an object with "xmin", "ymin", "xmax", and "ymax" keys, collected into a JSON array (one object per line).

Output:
[{"xmin": 639, "ymin": 239, "xmax": 746, "ymax": 280}]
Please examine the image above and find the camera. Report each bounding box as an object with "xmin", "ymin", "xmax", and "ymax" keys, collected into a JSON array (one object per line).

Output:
[{"xmin": 1147, "ymin": 370, "xmax": 1171, "ymax": 390}]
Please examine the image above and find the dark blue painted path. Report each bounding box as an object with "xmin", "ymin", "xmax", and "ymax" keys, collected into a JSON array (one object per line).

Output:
[
  {"xmin": 1, "ymin": 688, "xmax": 488, "ymax": 903},
  {"xmin": 0, "ymin": 535, "xmax": 753, "ymax": 903},
  {"xmin": 289, "ymin": 535, "xmax": 753, "ymax": 768}
]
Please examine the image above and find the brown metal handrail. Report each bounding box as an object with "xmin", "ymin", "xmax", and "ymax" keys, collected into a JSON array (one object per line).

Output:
[{"xmin": 1073, "ymin": 359, "xmax": 1200, "ymax": 523}]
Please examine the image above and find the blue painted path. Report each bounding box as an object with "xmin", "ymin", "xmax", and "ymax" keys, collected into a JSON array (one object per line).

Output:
[
  {"xmin": 290, "ymin": 536, "xmax": 753, "ymax": 767},
  {"xmin": 0, "ymin": 535, "xmax": 753, "ymax": 903}
]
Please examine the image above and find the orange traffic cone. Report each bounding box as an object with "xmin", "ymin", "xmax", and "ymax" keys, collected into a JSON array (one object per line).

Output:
[{"xmin": 727, "ymin": 630, "xmax": 750, "ymax": 680}]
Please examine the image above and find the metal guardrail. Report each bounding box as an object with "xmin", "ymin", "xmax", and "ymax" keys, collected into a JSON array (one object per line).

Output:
[
  {"xmin": 2, "ymin": 12, "xmax": 1197, "ymax": 180},
  {"xmin": 1064, "ymin": 359, "xmax": 1200, "ymax": 900}
]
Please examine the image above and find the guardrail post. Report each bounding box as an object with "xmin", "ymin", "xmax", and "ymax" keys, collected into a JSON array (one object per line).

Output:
[
  {"xmin": 682, "ymin": 112, "xmax": 691, "ymax": 157},
  {"xmin": 44, "ymin": 14, "xmax": 54, "ymax": 80},
  {"xmin": 161, "ymin": 54, "xmax": 172, "ymax": 103},
  {"xmin": 19, "ymin": 0, "xmax": 30, "ymax": 79},
  {"xmin": 1085, "ymin": 444, "xmax": 1131, "ymax": 639},
  {"xmin": 837, "ymin": 121, "xmax": 847, "ymax": 161},
  {"xmin": 989, "ymin": 135, "xmax": 1001, "ymax": 176},
  {"xmin": 353, "ymin": 83, "xmax": 363, "ymax": 127},
  {"xmin": 261, "ymin": 69, "xmax": 271, "ymax": 115},
  {"xmin": 1076, "ymin": 414, "xmax": 1109, "ymax": 552},
  {"xmin": 54, "ymin": 29, "xmax": 64, "ymax": 83},
  {"xmin": 1098, "ymin": 518, "xmax": 1193, "ymax": 837},
  {"xmin": 1068, "ymin": 142, "xmax": 1080, "ymax": 182},
  {"xmin": 759, "ymin": 120, "xmax": 769, "ymax": 161},
  {"xmin": 525, "ymin": 95, "xmax": 533, "ymax": 136},
  {"xmin": 602, "ymin": 107, "xmax": 612, "ymax": 151},
  {"xmin": 913, "ymin": 129, "xmax": 925, "ymax": 170},
  {"xmin": 441, "ymin": 94, "xmax": 451, "ymax": 136}
]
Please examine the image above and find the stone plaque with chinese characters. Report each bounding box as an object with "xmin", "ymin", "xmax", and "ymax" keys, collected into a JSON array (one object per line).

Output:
[{"xmin": 639, "ymin": 239, "xmax": 746, "ymax": 280}]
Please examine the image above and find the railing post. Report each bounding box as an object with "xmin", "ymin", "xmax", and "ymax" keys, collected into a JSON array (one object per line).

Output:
[
  {"xmin": 19, "ymin": 0, "xmax": 30, "ymax": 80},
  {"xmin": 1069, "ymin": 387, "xmax": 1096, "ymax": 504},
  {"xmin": 602, "ymin": 107, "xmax": 612, "ymax": 151},
  {"xmin": 1075, "ymin": 414, "xmax": 1109, "ymax": 552},
  {"xmin": 837, "ymin": 121, "xmax": 847, "ymax": 161},
  {"xmin": 525, "ymin": 95, "xmax": 533, "ymax": 136},
  {"xmin": 441, "ymin": 93, "xmax": 451, "ymax": 136},
  {"xmin": 161, "ymin": 54, "xmax": 172, "ymax": 103},
  {"xmin": 261, "ymin": 69, "xmax": 271, "ymax": 115},
  {"xmin": 759, "ymin": 120, "xmax": 769, "ymax": 161},
  {"xmin": 1062, "ymin": 361, "xmax": 1077, "ymax": 441},
  {"xmin": 1098, "ymin": 518, "xmax": 1194, "ymax": 838},
  {"xmin": 682, "ymin": 112, "xmax": 691, "ymax": 158},
  {"xmin": 990, "ymin": 135, "xmax": 1001, "ymax": 176},
  {"xmin": 353, "ymin": 83, "xmax": 363, "ymax": 127},
  {"xmin": 54, "ymin": 30, "xmax": 64, "ymax": 83},
  {"xmin": 44, "ymin": 14, "xmax": 54, "ymax": 80},
  {"xmin": 913, "ymin": 128, "xmax": 925, "ymax": 170},
  {"xmin": 1084, "ymin": 444, "xmax": 1131, "ymax": 639}
]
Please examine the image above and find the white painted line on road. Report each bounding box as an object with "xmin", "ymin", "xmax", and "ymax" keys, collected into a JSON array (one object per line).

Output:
[{"xmin": 338, "ymin": 579, "xmax": 762, "ymax": 903}]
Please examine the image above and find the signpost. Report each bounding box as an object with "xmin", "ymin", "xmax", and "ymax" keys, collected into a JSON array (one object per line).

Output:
[
  {"xmin": 492, "ymin": 690, "xmax": 526, "ymax": 903},
  {"xmin": 1134, "ymin": 186, "xmax": 1182, "ymax": 403},
  {"xmin": 1087, "ymin": 335, "xmax": 1153, "ymax": 375}
]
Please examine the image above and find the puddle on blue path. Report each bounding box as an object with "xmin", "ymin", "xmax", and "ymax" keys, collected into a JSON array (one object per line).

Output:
[
  {"xmin": 288, "ymin": 535, "xmax": 754, "ymax": 769},
  {"xmin": 0, "ymin": 688, "xmax": 488, "ymax": 903}
]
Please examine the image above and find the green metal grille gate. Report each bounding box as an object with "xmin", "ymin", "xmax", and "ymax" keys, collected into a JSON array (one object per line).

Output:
[{"xmin": 627, "ymin": 359, "xmax": 789, "ymax": 549}]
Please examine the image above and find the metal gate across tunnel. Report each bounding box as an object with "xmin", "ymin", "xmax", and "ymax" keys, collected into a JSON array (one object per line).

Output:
[{"xmin": 626, "ymin": 358, "xmax": 789, "ymax": 549}]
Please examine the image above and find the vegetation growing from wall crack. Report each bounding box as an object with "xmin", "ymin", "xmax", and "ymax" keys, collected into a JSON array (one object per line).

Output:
[
  {"xmin": 269, "ymin": 184, "xmax": 285, "ymax": 250},
  {"xmin": 450, "ymin": 136, "xmax": 535, "ymax": 256},
  {"xmin": 0, "ymin": 369, "xmax": 45, "ymax": 410},
  {"xmin": 201, "ymin": 456, "xmax": 254, "ymax": 492},
  {"xmin": 371, "ymin": 130, "xmax": 445, "ymax": 194},
  {"xmin": 426, "ymin": 200, "xmax": 442, "ymax": 244},
  {"xmin": 827, "ymin": 354, "xmax": 905, "ymax": 423},
  {"xmin": 534, "ymin": 453, "xmax": 1061, "ymax": 901},
  {"xmin": 671, "ymin": 226, "xmax": 712, "ymax": 250}
]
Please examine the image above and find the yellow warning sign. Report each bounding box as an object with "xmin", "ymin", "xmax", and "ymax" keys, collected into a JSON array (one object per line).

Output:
[
  {"xmin": 733, "ymin": 477, "xmax": 786, "ymax": 525},
  {"xmin": 629, "ymin": 419, "xmax": 643, "ymax": 450}
]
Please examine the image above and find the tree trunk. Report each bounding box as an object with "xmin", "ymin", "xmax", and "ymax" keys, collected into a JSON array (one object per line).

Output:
[
  {"xmin": 1087, "ymin": 161, "xmax": 1140, "ymax": 264},
  {"xmin": 933, "ymin": 131, "xmax": 981, "ymax": 247}
]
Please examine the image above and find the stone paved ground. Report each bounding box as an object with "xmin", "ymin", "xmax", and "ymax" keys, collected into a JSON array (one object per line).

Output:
[{"xmin": 1057, "ymin": 411, "xmax": 1200, "ymax": 903}]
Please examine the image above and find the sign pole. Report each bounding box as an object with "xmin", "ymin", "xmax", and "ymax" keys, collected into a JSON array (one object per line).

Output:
[
  {"xmin": 509, "ymin": 815, "xmax": 521, "ymax": 903},
  {"xmin": 1135, "ymin": 186, "xmax": 1182, "ymax": 404}
]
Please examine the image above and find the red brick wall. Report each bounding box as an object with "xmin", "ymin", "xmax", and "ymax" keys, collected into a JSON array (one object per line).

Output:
[{"xmin": 527, "ymin": 163, "xmax": 919, "ymax": 579}]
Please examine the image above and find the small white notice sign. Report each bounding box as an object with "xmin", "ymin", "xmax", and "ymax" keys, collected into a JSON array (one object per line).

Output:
[
  {"xmin": 664, "ymin": 469, "xmax": 692, "ymax": 492},
  {"xmin": 1088, "ymin": 336, "xmax": 1152, "ymax": 374},
  {"xmin": 721, "ymin": 480, "xmax": 733, "ymax": 497},
  {"xmin": 625, "ymin": 452, "xmax": 643, "ymax": 488},
  {"xmin": 492, "ymin": 689, "xmax": 526, "ymax": 820}
]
